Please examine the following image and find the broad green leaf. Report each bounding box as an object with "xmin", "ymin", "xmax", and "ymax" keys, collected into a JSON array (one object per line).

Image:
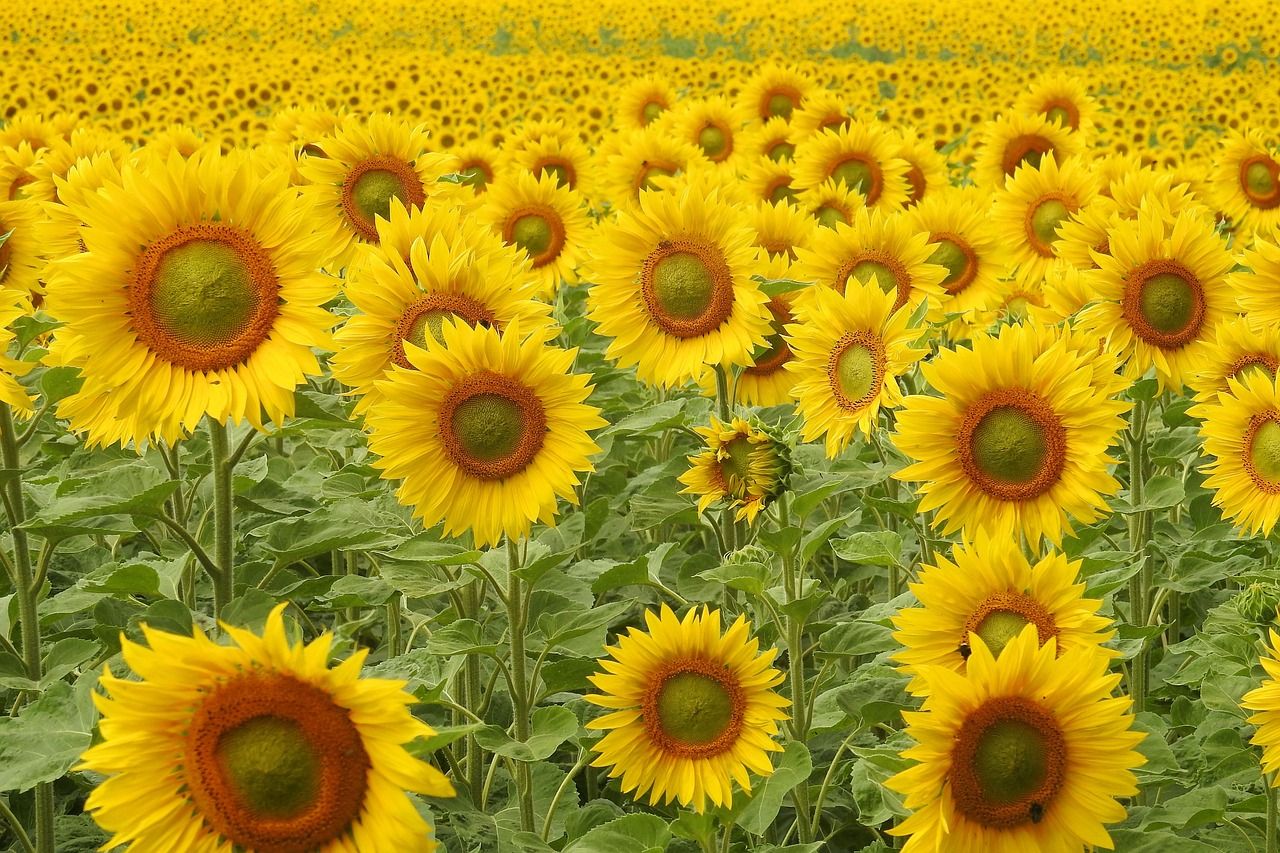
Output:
[
  {"xmin": 734, "ymin": 742, "xmax": 812, "ymax": 835},
  {"xmin": 833, "ymin": 531, "xmax": 903, "ymax": 567},
  {"xmin": 249, "ymin": 498, "xmax": 407, "ymax": 566},
  {"xmin": 564, "ymin": 813, "xmax": 672, "ymax": 853},
  {"xmin": 0, "ymin": 681, "xmax": 94, "ymax": 793},
  {"xmin": 473, "ymin": 706, "xmax": 578, "ymax": 761}
]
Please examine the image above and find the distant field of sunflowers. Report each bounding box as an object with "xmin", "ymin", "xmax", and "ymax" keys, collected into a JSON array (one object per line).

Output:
[{"xmin": 2, "ymin": 1, "xmax": 1280, "ymax": 851}]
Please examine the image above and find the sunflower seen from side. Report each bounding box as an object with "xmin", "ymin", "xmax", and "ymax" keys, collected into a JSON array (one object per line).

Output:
[
  {"xmin": 679, "ymin": 417, "xmax": 790, "ymax": 523},
  {"xmin": 887, "ymin": 626, "xmax": 1145, "ymax": 853},
  {"xmin": 893, "ymin": 322, "xmax": 1130, "ymax": 546},
  {"xmin": 364, "ymin": 320, "xmax": 603, "ymax": 548},
  {"xmin": 1190, "ymin": 371, "xmax": 1280, "ymax": 536},
  {"xmin": 43, "ymin": 150, "xmax": 339, "ymax": 448},
  {"xmin": 586, "ymin": 175, "xmax": 771, "ymax": 388},
  {"xmin": 1189, "ymin": 316, "xmax": 1280, "ymax": 404},
  {"xmin": 78, "ymin": 603, "xmax": 455, "ymax": 853},
  {"xmin": 892, "ymin": 533, "xmax": 1114, "ymax": 696},
  {"xmin": 1232, "ymin": 235, "xmax": 1280, "ymax": 329},
  {"xmin": 586, "ymin": 605, "xmax": 789, "ymax": 813},
  {"xmin": 0, "ymin": 197, "xmax": 44, "ymax": 296},
  {"xmin": 481, "ymin": 168, "xmax": 590, "ymax": 297},
  {"xmin": 0, "ymin": 287, "xmax": 33, "ymax": 413},
  {"xmin": 785, "ymin": 276, "xmax": 927, "ymax": 457}
]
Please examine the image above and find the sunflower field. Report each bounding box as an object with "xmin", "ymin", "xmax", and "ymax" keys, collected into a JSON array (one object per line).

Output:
[{"xmin": 3, "ymin": 0, "xmax": 1280, "ymax": 851}]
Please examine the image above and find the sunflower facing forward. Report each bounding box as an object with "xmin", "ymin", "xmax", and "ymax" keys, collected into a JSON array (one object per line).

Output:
[
  {"xmin": 893, "ymin": 322, "xmax": 1130, "ymax": 546},
  {"xmin": 586, "ymin": 175, "xmax": 772, "ymax": 388},
  {"xmin": 679, "ymin": 417, "xmax": 791, "ymax": 523},
  {"xmin": 586, "ymin": 605, "xmax": 789, "ymax": 813},
  {"xmin": 43, "ymin": 150, "xmax": 340, "ymax": 448},
  {"xmin": 1190, "ymin": 371, "xmax": 1280, "ymax": 536},
  {"xmin": 481, "ymin": 168, "xmax": 591, "ymax": 296},
  {"xmin": 79, "ymin": 603, "xmax": 455, "ymax": 852},
  {"xmin": 893, "ymin": 533, "xmax": 1114, "ymax": 696},
  {"xmin": 364, "ymin": 320, "xmax": 604, "ymax": 547},
  {"xmin": 1209, "ymin": 129, "xmax": 1280, "ymax": 238},
  {"xmin": 887, "ymin": 626, "xmax": 1145, "ymax": 852}
]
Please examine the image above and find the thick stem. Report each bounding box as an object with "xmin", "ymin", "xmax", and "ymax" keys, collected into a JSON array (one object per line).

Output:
[
  {"xmin": 464, "ymin": 580, "xmax": 485, "ymax": 800},
  {"xmin": 208, "ymin": 419, "xmax": 235, "ymax": 618},
  {"xmin": 713, "ymin": 365, "xmax": 737, "ymax": 557},
  {"xmin": 0, "ymin": 405, "xmax": 54, "ymax": 853},
  {"xmin": 1126, "ymin": 399, "xmax": 1150, "ymax": 719},
  {"xmin": 1267, "ymin": 771, "xmax": 1278, "ymax": 853},
  {"xmin": 777, "ymin": 496, "xmax": 813, "ymax": 843},
  {"xmin": 507, "ymin": 540, "xmax": 535, "ymax": 832}
]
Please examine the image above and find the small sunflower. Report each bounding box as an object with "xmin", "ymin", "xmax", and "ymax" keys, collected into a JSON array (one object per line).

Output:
[
  {"xmin": 300, "ymin": 114, "xmax": 466, "ymax": 268},
  {"xmin": 481, "ymin": 169, "xmax": 591, "ymax": 296},
  {"xmin": 973, "ymin": 113, "xmax": 1083, "ymax": 190},
  {"xmin": 0, "ymin": 113, "xmax": 72, "ymax": 152},
  {"xmin": 24, "ymin": 126, "xmax": 129, "ymax": 203},
  {"xmin": 44, "ymin": 150, "xmax": 340, "ymax": 448},
  {"xmin": 893, "ymin": 533, "xmax": 1115, "ymax": 696},
  {"xmin": 793, "ymin": 206, "xmax": 946, "ymax": 313},
  {"xmin": 1076, "ymin": 206, "xmax": 1236, "ymax": 392},
  {"xmin": 991, "ymin": 154, "xmax": 1098, "ymax": 285},
  {"xmin": 0, "ymin": 142, "xmax": 41, "ymax": 201},
  {"xmin": 905, "ymin": 186, "xmax": 1009, "ymax": 319},
  {"xmin": 678, "ymin": 417, "xmax": 791, "ymax": 523},
  {"xmin": 332, "ymin": 203, "xmax": 552, "ymax": 417},
  {"xmin": 0, "ymin": 198, "xmax": 45, "ymax": 296},
  {"xmin": 738, "ymin": 64, "xmax": 814, "ymax": 122},
  {"xmin": 785, "ymin": 276, "xmax": 927, "ymax": 456},
  {"xmin": 1016, "ymin": 74, "xmax": 1099, "ymax": 136},
  {"xmin": 742, "ymin": 157, "xmax": 801, "ymax": 207},
  {"xmin": 893, "ymin": 322, "xmax": 1130, "ymax": 546},
  {"xmin": 1232, "ymin": 235, "xmax": 1280, "ymax": 329},
  {"xmin": 617, "ymin": 76, "xmax": 677, "ymax": 131},
  {"xmin": 79, "ymin": 603, "xmax": 454, "ymax": 852},
  {"xmin": 1242, "ymin": 629, "xmax": 1280, "ymax": 780},
  {"xmin": 142, "ymin": 123, "xmax": 217, "ymax": 160},
  {"xmin": 1189, "ymin": 317, "xmax": 1280, "ymax": 405},
  {"xmin": 739, "ymin": 117, "xmax": 798, "ymax": 163},
  {"xmin": 788, "ymin": 91, "xmax": 853, "ymax": 139},
  {"xmin": 1054, "ymin": 196, "xmax": 1121, "ymax": 271},
  {"xmin": 451, "ymin": 139, "xmax": 506, "ymax": 194},
  {"xmin": 736, "ymin": 284, "xmax": 800, "ymax": 407},
  {"xmin": 887, "ymin": 626, "xmax": 1145, "ymax": 852},
  {"xmin": 1107, "ymin": 167, "xmax": 1206, "ymax": 221},
  {"xmin": 1190, "ymin": 371, "xmax": 1280, "ymax": 535},
  {"xmin": 893, "ymin": 129, "xmax": 949, "ymax": 207},
  {"xmin": 36, "ymin": 153, "xmax": 123, "ymax": 270},
  {"xmin": 364, "ymin": 320, "xmax": 603, "ymax": 547},
  {"xmin": 1032, "ymin": 259, "xmax": 1097, "ymax": 326},
  {"xmin": 507, "ymin": 126, "xmax": 597, "ymax": 199},
  {"xmin": 586, "ymin": 605, "xmax": 789, "ymax": 813},
  {"xmin": 796, "ymin": 178, "xmax": 865, "ymax": 229},
  {"xmin": 667, "ymin": 96, "xmax": 752, "ymax": 167},
  {"xmin": 599, "ymin": 127, "xmax": 701, "ymax": 211},
  {"xmin": 1209, "ymin": 129, "xmax": 1280, "ymax": 238},
  {"xmin": 792, "ymin": 122, "xmax": 911, "ymax": 211},
  {"xmin": 586, "ymin": 175, "xmax": 771, "ymax": 388},
  {"xmin": 749, "ymin": 198, "xmax": 816, "ymax": 263}
]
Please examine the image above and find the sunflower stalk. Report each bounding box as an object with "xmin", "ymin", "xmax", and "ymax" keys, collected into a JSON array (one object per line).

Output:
[
  {"xmin": 0, "ymin": 404, "xmax": 54, "ymax": 853},
  {"xmin": 464, "ymin": 579, "xmax": 486, "ymax": 800},
  {"xmin": 777, "ymin": 495, "xmax": 814, "ymax": 843},
  {"xmin": 713, "ymin": 365, "xmax": 738, "ymax": 556},
  {"xmin": 207, "ymin": 418, "xmax": 235, "ymax": 619},
  {"xmin": 506, "ymin": 539, "xmax": 536, "ymax": 832},
  {"xmin": 1126, "ymin": 397, "xmax": 1151, "ymax": 719},
  {"xmin": 1268, "ymin": 770, "xmax": 1278, "ymax": 853}
]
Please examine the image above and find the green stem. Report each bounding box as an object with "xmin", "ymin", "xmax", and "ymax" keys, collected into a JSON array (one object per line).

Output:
[
  {"xmin": 507, "ymin": 540, "xmax": 535, "ymax": 832},
  {"xmin": 777, "ymin": 495, "xmax": 813, "ymax": 844},
  {"xmin": 0, "ymin": 405, "xmax": 53, "ymax": 853},
  {"xmin": 541, "ymin": 749, "xmax": 589, "ymax": 841},
  {"xmin": 208, "ymin": 419, "xmax": 235, "ymax": 619},
  {"xmin": 464, "ymin": 580, "xmax": 485, "ymax": 800},
  {"xmin": 713, "ymin": 365, "xmax": 737, "ymax": 557},
  {"xmin": 0, "ymin": 796, "xmax": 34, "ymax": 853},
  {"xmin": 1268, "ymin": 770, "xmax": 1278, "ymax": 853}
]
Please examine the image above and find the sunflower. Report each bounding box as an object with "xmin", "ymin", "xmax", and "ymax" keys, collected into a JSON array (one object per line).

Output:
[
  {"xmin": 1209, "ymin": 129, "xmax": 1280, "ymax": 238},
  {"xmin": 263, "ymin": 107, "xmax": 347, "ymax": 156},
  {"xmin": 1242, "ymin": 629, "xmax": 1280, "ymax": 781},
  {"xmin": 25, "ymin": 126, "xmax": 129, "ymax": 203},
  {"xmin": 36, "ymin": 153, "xmax": 123, "ymax": 270},
  {"xmin": 364, "ymin": 320, "xmax": 603, "ymax": 547},
  {"xmin": 43, "ymin": 150, "xmax": 340, "ymax": 448},
  {"xmin": 1232, "ymin": 235, "xmax": 1280, "ymax": 329},
  {"xmin": 893, "ymin": 533, "xmax": 1115, "ymax": 696},
  {"xmin": 894, "ymin": 129, "xmax": 949, "ymax": 207},
  {"xmin": 667, "ymin": 97, "xmax": 752, "ymax": 166},
  {"xmin": 0, "ymin": 198, "xmax": 45, "ymax": 296},
  {"xmin": 0, "ymin": 287, "xmax": 33, "ymax": 412},
  {"xmin": 792, "ymin": 122, "xmax": 911, "ymax": 211},
  {"xmin": 481, "ymin": 169, "xmax": 590, "ymax": 297},
  {"xmin": 1016, "ymin": 74, "xmax": 1099, "ymax": 136},
  {"xmin": 973, "ymin": 113, "xmax": 1083, "ymax": 190},
  {"xmin": 1032, "ymin": 259, "xmax": 1097, "ymax": 326},
  {"xmin": 585, "ymin": 605, "xmax": 789, "ymax": 813},
  {"xmin": 893, "ymin": 322, "xmax": 1130, "ymax": 546},
  {"xmin": 79, "ymin": 603, "xmax": 454, "ymax": 853},
  {"xmin": 739, "ymin": 117, "xmax": 797, "ymax": 163},
  {"xmin": 1054, "ymin": 196, "xmax": 1121, "ymax": 271},
  {"xmin": 794, "ymin": 206, "xmax": 946, "ymax": 313},
  {"xmin": 0, "ymin": 113, "xmax": 72, "ymax": 152},
  {"xmin": 508, "ymin": 127, "xmax": 597, "ymax": 200},
  {"xmin": 586, "ymin": 175, "xmax": 771, "ymax": 388},
  {"xmin": 750, "ymin": 198, "xmax": 816, "ymax": 263},
  {"xmin": 678, "ymin": 417, "xmax": 790, "ymax": 523},
  {"xmin": 796, "ymin": 179, "xmax": 865, "ymax": 229},
  {"xmin": 736, "ymin": 284, "xmax": 800, "ymax": 407},
  {"xmin": 332, "ymin": 203, "xmax": 552, "ymax": 417},
  {"xmin": 0, "ymin": 142, "xmax": 40, "ymax": 201},
  {"xmin": 616, "ymin": 76, "xmax": 677, "ymax": 131},
  {"xmin": 142, "ymin": 123, "xmax": 217, "ymax": 160},
  {"xmin": 991, "ymin": 154, "xmax": 1098, "ymax": 285},
  {"xmin": 1187, "ymin": 317, "xmax": 1280, "ymax": 404},
  {"xmin": 1190, "ymin": 371, "xmax": 1280, "ymax": 535},
  {"xmin": 887, "ymin": 626, "xmax": 1145, "ymax": 852},
  {"xmin": 300, "ymin": 114, "xmax": 466, "ymax": 269},
  {"xmin": 738, "ymin": 64, "xmax": 814, "ymax": 122},
  {"xmin": 785, "ymin": 276, "xmax": 927, "ymax": 456},
  {"xmin": 451, "ymin": 139, "xmax": 506, "ymax": 193},
  {"xmin": 742, "ymin": 157, "xmax": 801, "ymax": 207},
  {"xmin": 1107, "ymin": 167, "xmax": 1206, "ymax": 220},
  {"xmin": 906, "ymin": 186, "xmax": 1009, "ymax": 319},
  {"xmin": 599, "ymin": 127, "xmax": 701, "ymax": 211},
  {"xmin": 1076, "ymin": 206, "xmax": 1236, "ymax": 392},
  {"xmin": 788, "ymin": 91, "xmax": 853, "ymax": 139}
]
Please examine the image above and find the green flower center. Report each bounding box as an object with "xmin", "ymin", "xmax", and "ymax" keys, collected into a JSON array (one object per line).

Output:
[
  {"xmin": 452, "ymin": 394, "xmax": 526, "ymax": 463},
  {"xmin": 973, "ymin": 719, "xmax": 1051, "ymax": 805},
  {"xmin": 352, "ymin": 169, "xmax": 408, "ymax": 227},
  {"xmin": 815, "ymin": 204, "xmax": 848, "ymax": 228},
  {"xmin": 150, "ymin": 239, "xmax": 259, "ymax": 348},
  {"xmin": 721, "ymin": 436, "xmax": 754, "ymax": 483},
  {"xmin": 831, "ymin": 157, "xmax": 873, "ymax": 194},
  {"xmin": 928, "ymin": 238, "xmax": 972, "ymax": 291},
  {"xmin": 404, "ymin": 311, "xmax": 455, "ymax": 350},
  {"xmin": 1251, "ymin": 420, "xmax": 1280, "ymax": 486},
  {"xmin": 216, "ymin": 716, "xmax": 320, "ymax": 818},
  {"xmin": 1246, "ymin": 161, "xmax": 1277, "ymax": 198},
  {"xmin": 769, "ymin": 182, "xmax": 797, "ymax": 205},
  {"xmin": 768, "ymin": 141, "xmax": 795, "ymax": 162},
  {"xmin": 1139, "ymin": 272, "xmax": 1195, "ymax": 335},
  {"xmin": 1045, "ymin": 106, "xmax": 1072, "ymax": 127},
  {"xmin": 971, "ymin": 406, "xmax": 1048, "ymax": 485},
  {"xmin": 974, "ymin": 610, "xmax": 1030, "ymax": 658},
  {"xmin": 460, "ymin": 165, "xmax": 489, "ymax": 189},
  {"xmin": 848, "ymin": 259, "xmax": 898, "ymax": 295},
  {"xmin": 656, "ymin": 672, "xmax": 735, "ymax": 745},
  {"xmin": 767, "ymin": 93, "xmax": 796, "ymax": 118},
  {"xmin": 639, "ymin": 165, "xmax": 673, "ymax": 192},
  {"xmin": 1029, "ymin": 198, "xmax": 1069, "ymax": 252},
  {"xmin": 642, "ymin": 101, "xmax": 665, "ymax": 124},
  {"xmin": 540, "ymin": 163, "xmax": 570, "ymax": 187},
  {"xmin": 652, "ymin": 252, "xmax": 715, "ymax": 319},
  {"xmin": 0, "ymin": 224, "xmax": 12, "ymax": 279},
  {"xmin": 511, "ymin": 214, "xmax": 553, "ymax": 257},
  {"xmin": 835, "ymin": 343, "xmax": 877, "ymax": 403},
  {"xmin": 698, "ymin": 126, "xmax": 728, "ymax": 158}
]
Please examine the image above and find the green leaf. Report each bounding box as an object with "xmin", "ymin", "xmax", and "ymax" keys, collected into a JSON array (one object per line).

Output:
[
  {"xmin": 410, "ymin": 723, "xmax": 484, "ymax": 755},
  {"xmin": 833, "ymin": 531, "xmax": 904, "ymax": 567},
  {"xmin": 698, "ymin": 559, "xmax": 773, "ymax": 597},
  {"xmin": 591, "ymin": 542, "xmax": 675, "ymax": 594},
  {"xmin": 474, "ymin": 706, "xmax": 578, "ymax": 761},
  {"xmin": 427, "ymin": 619, "xmax": 498, "ymax": 657},
  {"xmin": 734, "ymin": 742, "xmax": 812, "ymax": 835},
  {"xmin": 21, "ymin": 463, "xmax": 180, "ymax": 538},
  {"xmin": 536, "ymin": 599, "xmax": 633, "ymax": 653},
  {"xmin": 1118, "ymin": 474, "xmax": 1185, "ymax": 513},
  {"xmin": 799, "ymin": 512, "xmax": 853, "ymax": 565},
  {"xmin": 249, "ymin": 498, "xmax": 407, "ymax": 566},
  {"xmin": 39, "ymin": 365, "xmax": 83, "ymax": 404},
  {"xmin": 0, "ymin": 681, "xmax": 94, "ymax": 793},
  {"xmin": 564, "ymin": 813, "xmax": 672, "ymax": 853},
  {"xmin": 819, "ymin": 621, "xmax": 897, "ymax": 657}
]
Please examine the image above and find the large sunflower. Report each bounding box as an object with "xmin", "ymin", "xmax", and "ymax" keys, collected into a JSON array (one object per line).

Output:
[
  {"xmin": 887, "ymin": 626, "xmax": 1145, "ymax": 852},
  {"xmin": 893, "ymin": 322, "xmax": 1130, "ymax": 546},
  {"xmin": 1190, "ymin": 371, "xmax": 1280, "ymax": 536},
  {"xmin": 364, "ymin": 320, "xmax": 603, "ymax": 547},
  {"xmin": 300, "ymin": 114, "xmax": 466, "ymax": 269},
  {"xmin": 793, "ymin": 206, "xmax": 946, "ymax": 313},
  {"xmin": 893, "ymin": 533, "xmax": 1114, "ymax": 696},
  {"xmin": 973, "ymin": 113, "xmax": 1083, "ymax": 190},
  {"xmin": 586, "ymin": 175, "xmax": 771, "ymax": 388},
  {"xmin": 991, "ymin": 153, "xmax": 1098, "ymax": 286},
  {"xmin": 480, "ymin": 168, "xmax": 591, "ymax": 297},
  {"xmin": 332, "ymin": 203, "xmax": 552, "ymax": 417},
  {"xmin": 1209, "ymin": 129, "xmax": 1280, "ymax": 238},
  {"xmin": 1189, "ymin": 316, "xmax": 1280, "ymax": 403},
  {"xmin": 79, "ymin": 603, "xmax": 454, "ymax": 852},
  {"xmin": 679, "ymin": 417, "xmax": 790, "ymax": 523},
  {"xmin": 0, "ymin": 198, "xmax": 44, "ymax": 296},
  {"xmin": 792, "ymin": 122, "xmax": 911, "ymax": 211},
  {"xmin": 905, "ymin": 187, "xmax": 1009, "ymax": 319},
  {"xmin": 784, "ymin": 276, "xmax": 927, "ymax": 457},
  {"xmin": 585, "ymin": 605, "xmax": 789, "ymax": 813},
  {"xmin": 43, "ymin": 150, "xmax": 340, "ymax": 448},
  {"xmin": 1076, "ymin": 206, "xmax": 1236, "ymax": 392}
]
